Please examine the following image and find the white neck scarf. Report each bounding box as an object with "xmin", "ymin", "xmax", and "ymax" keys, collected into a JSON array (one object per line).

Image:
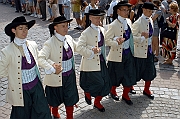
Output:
[
  {"xmin": 91, "ymin": 23, "xmax": 101, "ymax": 42},
  {"xmin": 118, "ymin": 15, "xmax": 128, "ymax": 30},
  {"xmin": 54, "ymin": 31, "xmax": 69, "ymax": 50},
  {"xmin": 142, "ymin": 14, "xmax": 150, "ymax": 22},
  {"xmin": 14, "ymin": 37, "xmax": 31, "ymax": 64}
]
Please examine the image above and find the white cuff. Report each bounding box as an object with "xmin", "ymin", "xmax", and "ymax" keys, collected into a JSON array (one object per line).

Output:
[
  {"xmin": 45, "ymin": 66, "xmax": 56, "ymax": 74},
  {"xmin": 141, "ymin": 36, "xmax": 145, "ymax": 43},
  {"xmin": 87, "ymin": 50, "xmax": 95, "ymax": 60},
  {"xmin": 97, "ymin": 47, "xmax": 101, "ymax": 55}
]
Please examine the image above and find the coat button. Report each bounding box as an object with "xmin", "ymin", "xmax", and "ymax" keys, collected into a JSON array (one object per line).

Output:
[
  {"xmin": 117, "ymin": 49, "xmax": 118, "ymax": 51},
  {"xmin": 142, "ymin": 46, "xmax": 143, "ymax": 47},
  {"xmin": 59, "ymin": 80, "xmax": 61, "ymax": 82},
  {"xmin": 95, "ymin": 36, "xmax": 97, "ymax": 37},
  {"xmin": 12, "ymin": 90, "xmax": 14, "ymax": 91},
  {"xmin": 18, "ymin": 67, "xmax": 20, "ymax": 69},
  {"xmin": 18, "ymin": 62, "xmax": 20, "ymax": 63},
  {"xmin": 59, "ymin": 62, "xmax": 61, "ymax": 63},
  {"xmin": 60, "ymin": 52, "xmax": 61, "ymax": 53},
  {"xmin": 18, "ymin": 72, "xmax": 20, "ymax": 74},
  {"xmin": 59, "ymin": 76, "xmax": 61, "ymax": 77},
  {"xmin": 98, "ymin": 64, "xmax": 99, "ymax": 65},
  {"xmin": 20, "ymin": 97, "xmax": 22, "ymax": 99},
  {"xmin": 19, "ymin": 88, "xmax": 21, "ymax": 89},
  {"xmin": 18, "ymin": 56, "xmax": 20, "ymax": 57},
  {"xmin": 60, "ymin": 46, "xmax": 61, "ymax": 48},
  {"xmin": 19, "ymin": 93, "xmax": 21, "ymax": 94},
  {"xmin": 18, "ymin": 78, "xmax": 20, "ymax": 79}
]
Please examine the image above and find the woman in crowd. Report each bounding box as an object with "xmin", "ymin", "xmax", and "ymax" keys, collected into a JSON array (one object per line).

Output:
[{"xmin": 161, "ymin": 2, "xmax": 179, "ymax": 64}]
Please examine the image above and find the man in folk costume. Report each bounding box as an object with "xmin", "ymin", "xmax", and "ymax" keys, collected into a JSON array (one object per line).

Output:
[
  {"xmin": 38, "ymin": 16, "xmax": 79, "ymax": 119},
  {"xmin": 105, "ymin": 1, "xmax": 136, "ymax": 105},
  {"xmin": 131, "ymin": 2, "xmax": 157, "ymax": 100},
  {"xmin": 0, "ymin": 16, "xmax": 51, "ymax": 119},
  {"xmin": 76, "ymin": 9, "xmax": 111, "ymax": 112}
]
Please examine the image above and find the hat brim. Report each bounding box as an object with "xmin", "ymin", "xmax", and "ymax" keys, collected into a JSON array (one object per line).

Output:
[
  {"xmin": 116, "ymin": 3, "xmax": 132, "ymax": 7},
  {"xmin": 49, "ymin": 19, "xmax": 73, "ymax": 30},
  {"xmin": 142, "ymin": 5, "xmax": 158, "ymax": 10},
  {"xmin": 89, "ymin": 13, "xmax": 105, "ymax": 16},
  {"xmin": 5, "ymin": 20, "xmax": 35, "ymax": 36},
  {"xmin": 142, "ymin": 6, "xmax": 158, "ymax": 10}
]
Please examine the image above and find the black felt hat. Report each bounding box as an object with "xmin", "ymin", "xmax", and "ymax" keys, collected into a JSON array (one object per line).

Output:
[
  {"xmin": 116, "ymin": 1, "xmax": 132, "ymax": 7},
  {"xmin": 49, "ymin": 16, "xmax": 73, "ymax": 31},
  {"xmin": 49, "ymin": 16, "xmax": 73, "ymax": 36},
  {"xmin": 88, "ymin": 9, "xmax": 106, "ymax": 16},
  {"xmin": 142, "ymin": 2, "xmax": 158, "ymax": 10},
  {"xmin": 4, "ymin": 16, "xmax": 35, "ymax": 36},
  {"xmin": 113, "ymin": 1, "xmax": 132, "ymax": 13}
]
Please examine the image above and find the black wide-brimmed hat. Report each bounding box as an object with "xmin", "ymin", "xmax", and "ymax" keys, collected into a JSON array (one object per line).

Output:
[
  {"xmin": 4, "ymin": 16, "xmax": 35, "ymax": 36},
  {"xmin": 116, "ymin": 1, "xmax": 132, "ymax": 7},
  {"xmin": 89, "ymin": 9, "xmax": 106, "ymax": 16},
  {"xmin": 142, "ymin": 2, "xmax": 158, "ymax": 10},
  {"xmin": 49, "ymin": 16, "xmax": 73, "ymax": 36},
  {"xmin": 49, "ymin": 16, "xmax": 73, "ymax": 30},
  {"xmin": 113, "ymin": 1, "xmax": 132, "ymax": 13}
]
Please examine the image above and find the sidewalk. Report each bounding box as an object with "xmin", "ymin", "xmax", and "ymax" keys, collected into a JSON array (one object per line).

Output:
[{"xmin": 0, "ymin": 4, "xmax": 180, "ymax": 119}]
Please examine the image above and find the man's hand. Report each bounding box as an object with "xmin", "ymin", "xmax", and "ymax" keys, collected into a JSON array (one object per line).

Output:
[
  {"xmin": 116, "ymin": 38, "xmax": 125, "ymax": 45},
  {"xmin": 53, "ymin": 63, "xmax": 63, "ymax": 74},
  {"xmin": 141, "ymin": 32, "xmax": 149, "ymax": 39},
  {"xmin": 92, "ymin": 47, "xmax": 101, "ymax": 54}
]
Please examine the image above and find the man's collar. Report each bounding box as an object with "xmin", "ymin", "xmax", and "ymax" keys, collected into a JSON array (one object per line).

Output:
[
  {"xmin": 54, "ymin": 30, "xmax": 66, "ymax": 42},
  {"xmin": 118, "ymin": 15, "xmax": 126, "ymax": 23}
]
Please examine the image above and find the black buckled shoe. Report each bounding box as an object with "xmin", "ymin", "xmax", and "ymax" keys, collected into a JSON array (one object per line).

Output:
[
  {"xmin": 110, "ymin": 93, "xmax": 119, "ymax": 101},
  {"xmin": 122, "ymin": 97, "xmax": 133, "ymax": 105},
  {"xmin": 94, "ymin": 105, "xmax": 105, "ymax": 112},
  {"xmin": 143, "ymin": 91, "xmax": 154, "ymax": 100},
  {"xmin": 85, "ymin": 95, "xmax": 92, "ymax": 105},
  {"xmin": 129, "ymin": 89, "xmax": 136, "ymax": 94}
]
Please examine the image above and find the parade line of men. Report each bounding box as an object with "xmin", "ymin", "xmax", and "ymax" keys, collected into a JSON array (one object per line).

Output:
[{"xmin": 0, "ymin": 1, "xmax": 160, "ymax": 119}]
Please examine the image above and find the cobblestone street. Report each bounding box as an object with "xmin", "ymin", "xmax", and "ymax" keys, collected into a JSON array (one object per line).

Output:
[{"xmin": 0, "ymin": 4, "xmax": 180, "ymax": 119}]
